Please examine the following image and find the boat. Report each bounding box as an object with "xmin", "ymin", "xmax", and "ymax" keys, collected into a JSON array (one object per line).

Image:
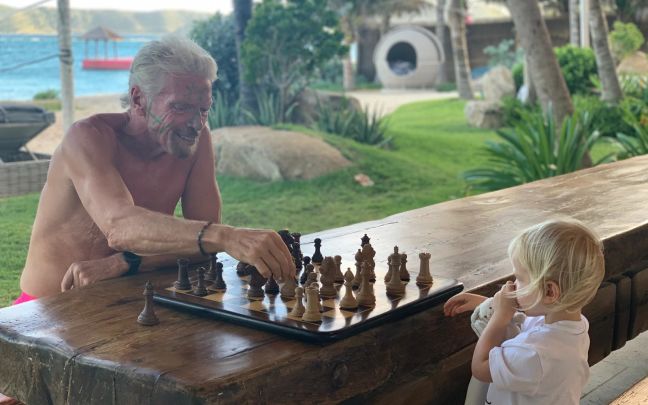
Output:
[
  {"xmin": 81, "ymin": 26, "xmax": 133, "ymax": 71},
  {"xmin": 0, "ymin": 104, "xmax": 55, "ymax": 162}
]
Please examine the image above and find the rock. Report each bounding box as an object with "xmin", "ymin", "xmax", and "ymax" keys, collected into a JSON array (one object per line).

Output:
[
  {"xmin": 354, "ymin": 173, "xmax": 374, "ymax": 187},
  {"xmin": 464, "ymin": 101, "xmax": 503, "ymax": 129},
  {"xmin": 617, "ymin": 51, "xmax": 648, "ymax": 76},
  {"xmin": 292, "ymin": 88, "xmax": 362, "ymax": 125},
  {"xmin": 211, "ymin": 126, "xmax": 351, "ymax": 182},
  {"xmin": 480, "ymin": 66, "xmax": 515, "ymax": 102}
]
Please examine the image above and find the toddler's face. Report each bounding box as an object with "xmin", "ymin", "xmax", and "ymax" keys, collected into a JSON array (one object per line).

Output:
[{"xmin": 512, "ymin": 258, "xmax": 546, "ymax": 316}]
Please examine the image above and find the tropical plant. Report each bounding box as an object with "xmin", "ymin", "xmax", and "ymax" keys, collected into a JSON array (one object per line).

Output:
[
  {"xmin": 208, "ymin": 91, "xmax": 242, "ymax": 129},
  {"xmin": 243, "ymin": 88, "xmax": 297, "ymax": 126},
  {"xmin": 609, "ymin": 21, "xmax": 645, "ymax": 62},
  {"xmin": 314, "ymin": 98, "xmax": 391, "ymax": 147},
  {"xmin": 589, "ymin": 0, "xmax": 623, "ymax": 104},
  {"xmin": 241, "ymin": 0, "xmax": 346, "ymax": 123},
  {"xmin": 190, "ymin": 13, "xmax": 239, "ymax": 105},
  {"xmin": 463, "ymin": 108, "xmax": 615, "ymax": 192},
  {"xmin": 446, "ymin": 0, "xmax": 474, "ymax": 100},
  {"xmin": 233, "ymin": 0, "xmax": 256, "ymax": 112},
  {"xmin": 554, "ymin": 45, "xmax": 598, "ymax": 95},
  {"xmin": 33, "ymin": 89, "xmax": 59, "ymax": 100},
  {"xmin": 483, "ymin": 39, "xmax": 523, "ymax": 69},
  {"xmin": 614, "ymin": 109, "xmax": 648, "ymax": 158}
]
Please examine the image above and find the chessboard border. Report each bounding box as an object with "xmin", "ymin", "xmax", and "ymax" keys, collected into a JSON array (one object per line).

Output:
[{"xmin": 154, "ymin": 281, "xmax": 463, "ymax": 344}]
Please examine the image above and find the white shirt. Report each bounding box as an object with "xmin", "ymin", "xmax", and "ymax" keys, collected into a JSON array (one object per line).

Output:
[{"xmin": 485, "ymin": 315, "xmax": 590, "ymax": 405}]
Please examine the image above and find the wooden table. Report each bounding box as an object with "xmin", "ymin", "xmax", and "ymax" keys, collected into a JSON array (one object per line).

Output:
[{"xmin": 2, "ymin": 156, "xmax": 648, "ymax": 404}]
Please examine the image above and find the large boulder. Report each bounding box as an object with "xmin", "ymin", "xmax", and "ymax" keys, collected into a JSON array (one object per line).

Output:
[
  {"xmin": 465, "ymin": 101, "xmax": 503, "ymax": 129},
  {"xmin": 617, "ymin": 51, "xmax": 648, "ymax": 75},
  {"xmin": 292, "ymin": 88, "xmax": 362, "ymax": 125},
  {"xmin": 212, "ymin": 126, "xmax": 351, "ymax": 182},
  {"xmin": 480, "ymin": 66, "xmax": 515, "ymax": 102}
]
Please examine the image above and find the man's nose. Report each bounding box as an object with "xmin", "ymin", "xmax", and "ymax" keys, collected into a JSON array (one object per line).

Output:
[{"xmin": 187, "ymin": 111, "xmax": 205, "ymax": 131}]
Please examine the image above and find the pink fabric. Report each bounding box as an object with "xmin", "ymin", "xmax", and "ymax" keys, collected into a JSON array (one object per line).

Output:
[{"xmin": 12, "ymin": 291, "xmax": 36, "ymax": 305}]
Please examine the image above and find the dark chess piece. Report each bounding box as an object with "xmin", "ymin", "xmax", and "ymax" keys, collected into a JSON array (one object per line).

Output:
[
  {"xmin": 236, "ymin": 262, "xmax": 248, "ymax": 277},
  {"xmin": 277, "ymin": 230, "xmax": 296, "ymax": 254},
  {"xmin": 361, "ymin": 233, "xmax": 370, "ymax": 247},
  {"xmin": 399, "ymin": 253, "xmax": 410, "ymax": 281},
  {"xmin": 193, "ymin": 267, "xmax": 208, "ymax": 296},
  {"xmin": 137, "ymin": 281, "xmax": 159, "ymax": 326},
  {"xmin": 300, "ymin": 256, "xmax": 312, "ymax": 284},
  {"xmin": 292, "ymin": 232, "xmax": 303, "ymax": 271},
  {"xmin": 174, "ymin": 258, "xmax": 192, "ymax": 290},
  {"xmin": 265, "ymin": 275, "xmax": 280, "ymax": 295},
  {"xmin": 205, "ymin": 253, "xmax": 218, "ymax": 281},
  {"xmin": 312, "ymin": 238, "xmax": 323, "ymax": 266},
  {"xmin": 247, "ymin": 267, "xmax": 267, "ymax": 300},
  {"xmin": 212, "ymin": 262, "xmax": 227, "ymax": 291}
]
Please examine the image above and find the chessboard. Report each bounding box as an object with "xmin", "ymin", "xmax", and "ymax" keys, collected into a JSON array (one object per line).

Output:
[{"xmin": 154, "ymin": 234, "xmax": 463, "ymax": 344}]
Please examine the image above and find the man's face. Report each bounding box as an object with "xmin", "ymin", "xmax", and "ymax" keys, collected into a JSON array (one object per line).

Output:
[{"xmin": 146, "ymin": 74, "xmax": 212, "ymax": 159}]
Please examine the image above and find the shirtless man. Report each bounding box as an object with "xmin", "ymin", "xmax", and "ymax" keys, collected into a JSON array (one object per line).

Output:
[{"xmin": 16, "ymin": 36, "xmax": 294, "ymax": 302}]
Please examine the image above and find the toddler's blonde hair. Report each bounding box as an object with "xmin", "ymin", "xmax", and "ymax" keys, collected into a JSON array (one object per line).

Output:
[{"xmin": 508, "ymin": 218, "xmax": 605, "ymax": 313}]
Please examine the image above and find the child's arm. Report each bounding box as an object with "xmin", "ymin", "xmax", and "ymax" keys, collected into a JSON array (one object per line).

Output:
[
  {"xmin": 471, "ymin": 282, "xmax": 517, "ymax": 382},
  {"xmin": 443, "ymin": 292, "xmax": 487, "ymax": 317}
]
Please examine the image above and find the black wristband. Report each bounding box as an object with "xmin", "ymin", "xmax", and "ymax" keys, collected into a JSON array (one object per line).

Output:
[
  {"xmin": 198, "ymin": 221, "xmax": 214, "ymax": 256},
  {"xmin": 123, "ymin": 251, "xmax": 142, "ymax": 276}
]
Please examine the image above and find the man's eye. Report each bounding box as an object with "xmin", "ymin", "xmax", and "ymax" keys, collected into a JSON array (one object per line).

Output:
[{"xmin": 172, "ymin": 104, "xmax": 189, "ymax": 112}]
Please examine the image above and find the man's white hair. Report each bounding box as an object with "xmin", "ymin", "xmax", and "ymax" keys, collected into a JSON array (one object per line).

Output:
[{"xmin": 120, "ymin": 35, "xmax": 217, "ymax": 108}]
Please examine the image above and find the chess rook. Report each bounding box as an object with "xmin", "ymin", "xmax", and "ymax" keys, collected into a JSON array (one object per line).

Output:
[
  {"xmin": 174, "ymin": 258, "xmax": 192, "ymax": 290},
  {"xmin": 416, "ymin": 252, "xmax": 433, "ymax": 285}
]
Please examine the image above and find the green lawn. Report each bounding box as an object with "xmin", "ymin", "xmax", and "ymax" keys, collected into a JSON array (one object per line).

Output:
[{"xmin": 0, "ymin": 98, "xmax": 619, "ymax": 307}]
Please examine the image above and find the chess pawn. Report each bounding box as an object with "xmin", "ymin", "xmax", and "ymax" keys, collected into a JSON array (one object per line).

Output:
[
  {"xmin": 212, "ymin": 262, "xmax": 227, "ymax": 291},
  {"xmin": 289, "ymin": 287, "xmax": 305, "ymax": 317},
  {"xmin": 416, "ymin": 252, "xmax": 433, "ymax": 285},
  {"xmin": 333, "ymin": 255, "xmax": 345, "ymax": 283},
  {"xmin": 384, "ymin": 257, "xmax": 393, "ymax": 283},
  {"xmin": 311, "ymin": 238, "xmax": 323, "ymax": 266},
  {"xmin": 137, "ymin": 281, "xmax": 159, "ymax": 326},
  {"xmin": 174, "ymin": 258, "xmax": 192, "ymax": 290},
  {"xmin": 361, "ymin": 233, "xmax": 370, "ymax": 247},
  {"xmin": 301, "ymin": 285, "xmax": 323, "ymax": 322},
  {"xmin": 281, "ymin": 275, "xmax": 297, "ymax": 299},
  {"xmin": 399, "ymin": 253, "xmax": 410, "ymax": 281},
  {"xmin": 339, "ymin": 269, "xmax": 358, "ymax": 310},
  {"xmin": 205, "ymin": 253, "xmax": 218, "ymax": 281},
  {"xmin": 300, "ymin": 258, "xmax": 312, "ymax": 285},
  {"xmin": 356, "ymin": 265, "xmax": 376, "ymax": 307},
  {"xmin": 265, "ymin": 275, "xmax": 280, "ymax": 295},
  {"xmin": 193, "ymin": 267, "xmax": 208, "ymax": 296},
  {"xmin": 319, "ymin": 256, "xmax": 337, "ymax": 299},
  {"xmin": 386, "ymin": 259, "xmax": 406, "ymax": 298}
]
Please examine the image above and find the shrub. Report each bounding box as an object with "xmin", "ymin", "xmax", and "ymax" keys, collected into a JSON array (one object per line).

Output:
[
  {"xmin": 243, "ymin": 88, "xmax": 297, "ymax": 126},
  {"xmin": 614, "ymin": 109, "xmax": 648, "ymax": 158},
  {"xmin": 190, "ymin": 13, "xmax": 239, "ymax": 105},
  {"xmin": 609, "ymin": 21, "xmax": 645, "ymax": 62},
  {"xmin": 554, "ymin": 45, "xmax": 598, "ymax": 95},
  {"xmin": 483, "ymin": 39, "xmax": 523, "ymax": 69},
  {"xmin": 500, "ymin": 96, "xmax": 540, "ymax": 128},
  {"xmin": 512, "ymin": 62, "xmax": 523, "ymax": 91},
  {"xmin": 573, "ymin": 95, "xmax": 632, "ymax": 138},
  {"xmin": 208, "ymin": 91, "xmax": 242, "ymax": 129},
  {"xmin": 33, "ymin": 89, "xmax": 59, "ymax": 100},
  {"xmin": 314, "ymin": 98, "xmax": 391, "ymax": 147},
  {"xmin": 462, "ymin": 108, "xmax": 614, "ymax": 192}
]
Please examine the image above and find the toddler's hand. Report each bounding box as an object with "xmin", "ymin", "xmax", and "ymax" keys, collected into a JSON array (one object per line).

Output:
[
  {"xmin": 444, "ymin": 293, "xmax": 487, "ymax": 317},
  {"xmin": 492, "ymin": 281, "xmax": 517, "ymax": 325}
]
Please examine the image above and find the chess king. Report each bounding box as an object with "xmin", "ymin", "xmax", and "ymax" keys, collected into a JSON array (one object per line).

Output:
[{"xmin": 16, "ymin": 35, "xmax": 295, "ymax": 303}]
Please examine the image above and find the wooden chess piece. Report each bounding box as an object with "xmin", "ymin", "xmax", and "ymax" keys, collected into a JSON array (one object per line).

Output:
[
  {"xmin": 361, "ymin": 243, "xmax": 376, "ymax": 282},
  {"xmin": 386, "ymin": 254, "xmax": 406, "ymax": 298},
  {"xmin": 352, "ymin": 249, "xmax": 363, "ymax": 288},
  {"xmin": 193, "ymin": 267, "xmax": 208, "ymax": 296},
  {"xmin": 361, "ymin": 233, "xmax": 370, "ymax": 247},
  {"xmin": 236, "ymin": 261, "xmax": 247, "ymax": 276},
  {"xmin": 211, "ymin": 262, "xmax": 227, "ymax": 291},
  {"xmin": 311, "ymin": 238, "xmax": 323, "ymax": 266},
  {"xmin": 384, "ymin": 257, "xmax": 393, "ymax": 283},
  {"xmin": 385, "ymin": 246, "xmax": 401, "ymax": 283},
  {"xmin": 247, "ymin": 267, "xmax": 267, "ymax": 300},
  {"xmin": 137, "ymin": 281, "xmax": 159, "ymax": 326},
  {"xmin": 300, "ymin": 257, "xmax": 312, "ymax": 284},
  {"xmin": 174, "ymin": 258, "xmax": 192, "ymax": 290},
  {"xmin": 356, "ymin": 265, "xmax": 376, "ymax": 307},
  {"xmin": 205, "ymin": 253, "xmax": 218, "ymax": 281},
  {"xmin": 289, "ymin": 287, "xmax": 305, "ymax": 317},
  {"xmin": 319, "ymin": 256, "xmax": 337, "ymax": 298},
  {"xmin": 339, "ymin": 269, "xmax": 358, "ymax": 310},
  {"xmin": 301, "ymin": 285, "xmax": 322, "ymax": 322},
  {"xmin": 305, "ymin": 271, "xmax": 318, "ymax": 288},
  {"xmin": 399, "ymin": 253, "xmax": 410, "ymax": 281},
  {"xmin": 292, "ymin": 232, "xmax": 303, "ymax": 272},
  {"xmin": 333, "ymin": 255, "xmax": 345, "ymax": 283},
  {"xmin": 281, "ymin": 275, "xmax": 297, "ymax": 299},
  {"xmin": 265, "ymin": 275, "xmax": 280, "ymax": 295},
  {"xmin": 416, "ymin": 252, "xmax": 433, "ymax": 286}
]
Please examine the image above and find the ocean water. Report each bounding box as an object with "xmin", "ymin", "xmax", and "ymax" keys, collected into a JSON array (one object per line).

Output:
[{"xmin": 0, "ymin": 34, "xmax": 159, "ymax": 100}]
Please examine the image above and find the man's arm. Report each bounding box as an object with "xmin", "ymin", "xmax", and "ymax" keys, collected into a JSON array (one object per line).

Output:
[{"xmin": 60, "ymin": 120, "xmax": 293, "ymax": 280}]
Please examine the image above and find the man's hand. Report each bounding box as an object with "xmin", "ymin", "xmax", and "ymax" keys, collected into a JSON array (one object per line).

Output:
[
  {"xmin": 444, "ymin": 292, "xmax": 488, "ymax": 317},
  {"xmin": 224, "ymin": 227, "xmax": 295, "ymax": 281},
  {"xmin": 491, "ymin": 281, "xmax": 518, "ymax": 326},
  {"xmin": 61, "ymin": 253, "xmax": 128, "ymax": 291}
]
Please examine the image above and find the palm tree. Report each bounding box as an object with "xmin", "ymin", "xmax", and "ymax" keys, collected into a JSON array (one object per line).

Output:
[
  {"xmin": 233, "ymin": 0, "xmax": 255, "ymax": 111},
  {"xmin": 446, "ymin": 0, "xmax": 473, "ymax": 99},
  {"xmin": 569, "ymin": 0, "xmax": 580, "ymax": 45},
  {"xmin": 435, "ymin": 0, "xmax": 448, "ymax": 85},
  {"xmin": 590, "ymin": 0, "xmax": 623, "ymax": 103}
]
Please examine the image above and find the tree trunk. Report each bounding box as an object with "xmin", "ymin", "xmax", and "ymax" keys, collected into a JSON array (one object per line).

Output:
[
  {"xmin": 57, "ymin": 0, "xmax": 74, "ymax": 132},
  {"xmin": 589, "ymin": 0, "xmax": 623, "ymax": 104},
  {"xmin": 569, "ymin": 0, "xmax": 580, "ymax": 45},
  {"xmin": 446, "ymin": 0, "xmax": 473, "ymax": 100},
  {"xmin": 506, "ymin": 0, "xmax": 573, "ymax": 124},
  {"xmin": 343, "ymin": 55, "xmax": 355, "ymax": 91},
  {"xmin": 233, "ymin": 0, "xmax": 256, "ymax": 113},
  {"xmin": 436, "ymin": 0, "xmax": 448, "ymax": 86},
  {"xmin": 523, "ymin": 53, "xmax": 537, "ymax": 104}
]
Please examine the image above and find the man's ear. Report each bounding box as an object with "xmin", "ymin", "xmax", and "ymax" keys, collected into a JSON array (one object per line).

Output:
[
  {"xmin": 130, "ymin": 86, "xmax": 147, "ymax": 117},
  {"xmin": 544, "ymin": 280, "xmax": 561, "ymax": 305}
]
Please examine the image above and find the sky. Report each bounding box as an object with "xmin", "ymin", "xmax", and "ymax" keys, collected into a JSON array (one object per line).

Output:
[{"xmin": 0, "ymin": 0, "xmax": 232, "ymax": 13}]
